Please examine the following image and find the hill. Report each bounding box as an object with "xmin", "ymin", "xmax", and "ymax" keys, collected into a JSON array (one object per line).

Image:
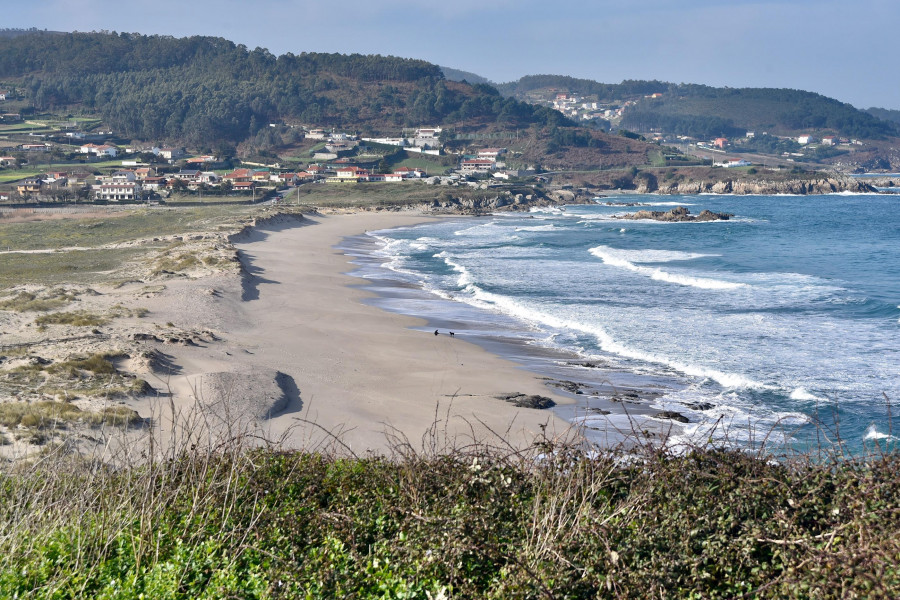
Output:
[
  {"xmin": 0, "ymin": 28, "xmax": 64, "ymax": 39},
  {"xmin": 440, "ymin": 66, "xmax": 491, "ymax": 85},
  {"xmin": 866, "ymin": 106, "xmax": 900, "ymax": 125},
  {"xmin": 0, "ymin": 32, "xmax": 570, "ymax": 149},
  {"xmin": 498, "ymin": 75, "xmax": 898, "ymax": 141}
]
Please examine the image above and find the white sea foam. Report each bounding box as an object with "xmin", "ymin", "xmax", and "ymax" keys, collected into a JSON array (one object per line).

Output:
[
  {"xmin": 646, "ymin": 201, "xmax": 698, "ymax": 207},
  {"xmin": 514, "ymin": 224, "xmax": 556, "ymax": 232},
  {"xmin": 864, "ymin": 424, "xmax": 898, "ymax": 441},
  {"xmin": 590, "ymin": 245, "xmax": 717, "ymax": 264},
  {"xmin": 436, "ymin": 252, "xmax": 475, "ymax": 288},
  {"xmin": 589, "ymin": 246, "xmax": 745, "ymax": 290},
  {"xmin": 789, "ymin": 387, "xmax": 825, "ymax": 402},
  {"xmin": 454, "ymin": 222, "xmax": 499, "ymax": 236},
  {"xmin": 456, "ymin": 282, "xmax": 763, "ymax": 389}
]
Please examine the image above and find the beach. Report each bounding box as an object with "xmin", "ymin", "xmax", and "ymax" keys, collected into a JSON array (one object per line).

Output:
[{"xmin": 122, "ymin": 210, "xmax": 576, "ymax": 454}]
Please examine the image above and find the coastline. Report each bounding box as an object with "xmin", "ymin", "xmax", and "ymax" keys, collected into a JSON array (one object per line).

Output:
[
  {"xmin": 127, "ymin": 210, "xmax": 586, "ymax": 455},
  {"xmin": 341, "ymin": 220, "xmax": 686, "ymax": 449}
]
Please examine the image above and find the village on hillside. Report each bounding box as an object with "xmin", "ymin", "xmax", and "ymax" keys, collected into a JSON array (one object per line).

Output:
[
  {"xmin": 0, "ymin": 102, "xmax": 535, "ymax": 204},
  {"xmin": 526, "ymin": 88, "xmax": 869, "ymax": 164},
  {"xmin": 0, "ymin": 82, "xmax": 879, "ymax": 205}
]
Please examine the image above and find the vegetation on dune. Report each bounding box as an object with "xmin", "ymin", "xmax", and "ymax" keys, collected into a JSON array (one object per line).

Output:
[
  {"xmin": 0, "ymin": 438, "xmax": 897, "ymax": 598},
  {"xmin": 33, "ymin": 309, "xmax": 108, "ymax": 327},
  {"xmin": 0, "ymin": 288, "xmax": 79, "ymax": 312}
]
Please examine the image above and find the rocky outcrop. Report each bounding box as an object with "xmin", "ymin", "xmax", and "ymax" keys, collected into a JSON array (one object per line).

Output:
[
  {"xmin": 654, "ymin": 411, "xmax": 690, "ymax": 423},
  {"xmin": 496, "ymin": 393, "xmax": 556, "ymax": 409},
  {"xmin": 655, "ymin": 177, "xmax": 878, "ymax": 195},
  {"xmin": 865, "ymin": 177, "xmax": 898, "ymax": 188},
  {"xmin": 616, "ymin": 206, "xmax": 733, "ymax": 222},
  {"xmin": 416, "ymin": 189, "xmax": 592, "ymax": 214}
]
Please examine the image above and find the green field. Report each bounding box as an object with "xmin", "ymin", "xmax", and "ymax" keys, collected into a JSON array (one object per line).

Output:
[
  {"xmin": 0, "ymin": 170, "xmax": 42, "ymax": 183},
  {"xmin": 390, "ymin": 155, "xmax": 451, "ymax": 175},
  {"xmin": 0, "ymin": 123, "xmax": 53, "ymax": 134}
]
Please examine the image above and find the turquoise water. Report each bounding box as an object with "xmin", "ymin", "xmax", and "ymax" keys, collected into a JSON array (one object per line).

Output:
[{"xmin": 364, "ymin": 194, "xmax": 900, "ymax": 450}]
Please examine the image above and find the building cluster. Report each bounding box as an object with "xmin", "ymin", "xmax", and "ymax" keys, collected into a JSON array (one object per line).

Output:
[
  {"xmin": 361, "ymin": 127, "xmax": 443, "ymax": 155},
  {"xmin": 525, "ymin": 90, "xmax": 629, "ymax": 123}
]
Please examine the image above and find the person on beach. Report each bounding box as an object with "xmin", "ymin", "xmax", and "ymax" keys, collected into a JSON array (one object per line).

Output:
[{"xmin": 434, "ymin": 329, "xmax": 439, "ymax": 336}]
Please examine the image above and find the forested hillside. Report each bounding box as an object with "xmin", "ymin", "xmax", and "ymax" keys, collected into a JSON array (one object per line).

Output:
[
  {"xmin": 499, "ymin": 75, "xmax": 898, "ymax": 140},
  {"xmin": 866, "ymin": 107, "xmax": 900, "ymax": 125},
  {"xmin": 440, "ymin": 66, "xmax": 491, "ymax": 85},
  {"xmin": 497, "ymin": 75, "xmax": 669, "ymax": 101},
  {"xmin": 0, "ymin": 32, "xmax": 569, "ymax": 147}
]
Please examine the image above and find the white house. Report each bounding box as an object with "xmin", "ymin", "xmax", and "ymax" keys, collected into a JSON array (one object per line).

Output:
[
  {"xmin": 392, "ymin": 167, "xmax": 424, "ymax": 178},
  {"xmin": 415, "ymin": 128, "xmax": 442, "ymax": 139},
  {"xmin": 155, "ymin": 147, "xmax": 185, "ymax": 160},
  {"xmin": 821, "ymin": 136, "xmax": 836, "ymax": 146},
  {"xmin": 797, "ymin": 135, "xmax": 814, "ymax": 145},
  {"xmin": 477, "ymin": 148, "xmax": 507, "ymax": 160},
  {"xmin": 460, "ymin": 159, "xmax": 495, "ymax": 173},
  {"xmin": 714, "ymin": 159, "xmax": 752, "ymax": 168},
  {"xmin": 94, "ymin": 182, "xmax": 141, "ymax": 202},
  {"xmin": 80, "ymin": 143, "xmax": 118, "ymax": 157}
]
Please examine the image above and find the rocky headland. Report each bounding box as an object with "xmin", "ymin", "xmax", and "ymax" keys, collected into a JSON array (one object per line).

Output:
[{"xmin": 647, "ymin": 176, "xmax": 878, "ymax": 195}]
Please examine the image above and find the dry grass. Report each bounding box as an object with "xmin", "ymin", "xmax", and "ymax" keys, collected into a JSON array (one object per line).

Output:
[
  {"xmin": 0, "ymin": 289, "xmax": 79, "ymax": 312},
  {"xmin": 34, "ymin": 310, "xmax": 108, "ymax": 328}
]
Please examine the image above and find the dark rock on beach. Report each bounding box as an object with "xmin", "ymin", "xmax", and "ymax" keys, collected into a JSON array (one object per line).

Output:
[
  {"xmin": 654, "ymin": 410, "xmax": 690, "ymax": 423},
  {"xmin": 548, "ymin": 380, "xmax": 587, "ymax": 394},
  {"xmin": 497, "ymin": 393, "xmax": 556, "ymax": 409}
]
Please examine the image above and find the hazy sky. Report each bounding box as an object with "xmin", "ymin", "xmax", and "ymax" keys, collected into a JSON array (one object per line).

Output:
[{"xmin": 7, "ymin": 0, "xmax": 899, "ymax": 109}]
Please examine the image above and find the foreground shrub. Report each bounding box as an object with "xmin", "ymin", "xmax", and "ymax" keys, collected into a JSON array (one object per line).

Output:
[{"xmin": 0, "ymin": 443, "xmax": 897, "ymax": 598}]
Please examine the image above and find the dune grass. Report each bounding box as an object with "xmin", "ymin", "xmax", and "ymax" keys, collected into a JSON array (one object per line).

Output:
[
  {"xmin": 34, "ymin": 309, "xmax": 108, "ymax": 327},
  {"xmin": 0, "ymin": 206, "xmax": 249, "ymax": 251},
  {"xmin": 0, "ymin": 289, "xmax": 79, "ymax": 312}
]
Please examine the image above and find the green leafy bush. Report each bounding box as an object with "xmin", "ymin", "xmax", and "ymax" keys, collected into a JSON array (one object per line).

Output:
[{"xmin": 0, "ymin": 441, "xmax": 897, "ymax": 598}]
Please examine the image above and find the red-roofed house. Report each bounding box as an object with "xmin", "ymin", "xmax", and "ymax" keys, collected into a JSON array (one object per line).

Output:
[
  {"xmin": 224, "ymin": 168, "xmax": 254, "ymax": 183},
  {"xmin": 713, "ymin": 138, "xmax": 728, "ymax": 149},
  {"xmin": 232, "ymin": 181, "xmax": 256, "ymax": 192},
  {"xmin": 333, "ymin": 166, "xmax": 370, "ymax": 182},
  {"xmin": 392, "ymin": 167, "xmax": 424, "ymax": 178}
]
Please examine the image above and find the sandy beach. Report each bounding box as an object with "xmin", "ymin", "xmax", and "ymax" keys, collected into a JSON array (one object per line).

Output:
[{"xmin": 120, "ymin": 210, "xmax": 574, "ymax": 455}]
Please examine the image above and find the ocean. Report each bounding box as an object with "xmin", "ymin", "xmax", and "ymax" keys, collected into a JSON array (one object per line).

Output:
[{"xmin": 344, "ymin": 193, "xmax": 900, "ymax": 453}]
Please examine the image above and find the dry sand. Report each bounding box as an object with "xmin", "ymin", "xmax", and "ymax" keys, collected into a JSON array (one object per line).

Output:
[{"xmin": 130, "ymin": 211, "xmax": 575, "ymax": 455}]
